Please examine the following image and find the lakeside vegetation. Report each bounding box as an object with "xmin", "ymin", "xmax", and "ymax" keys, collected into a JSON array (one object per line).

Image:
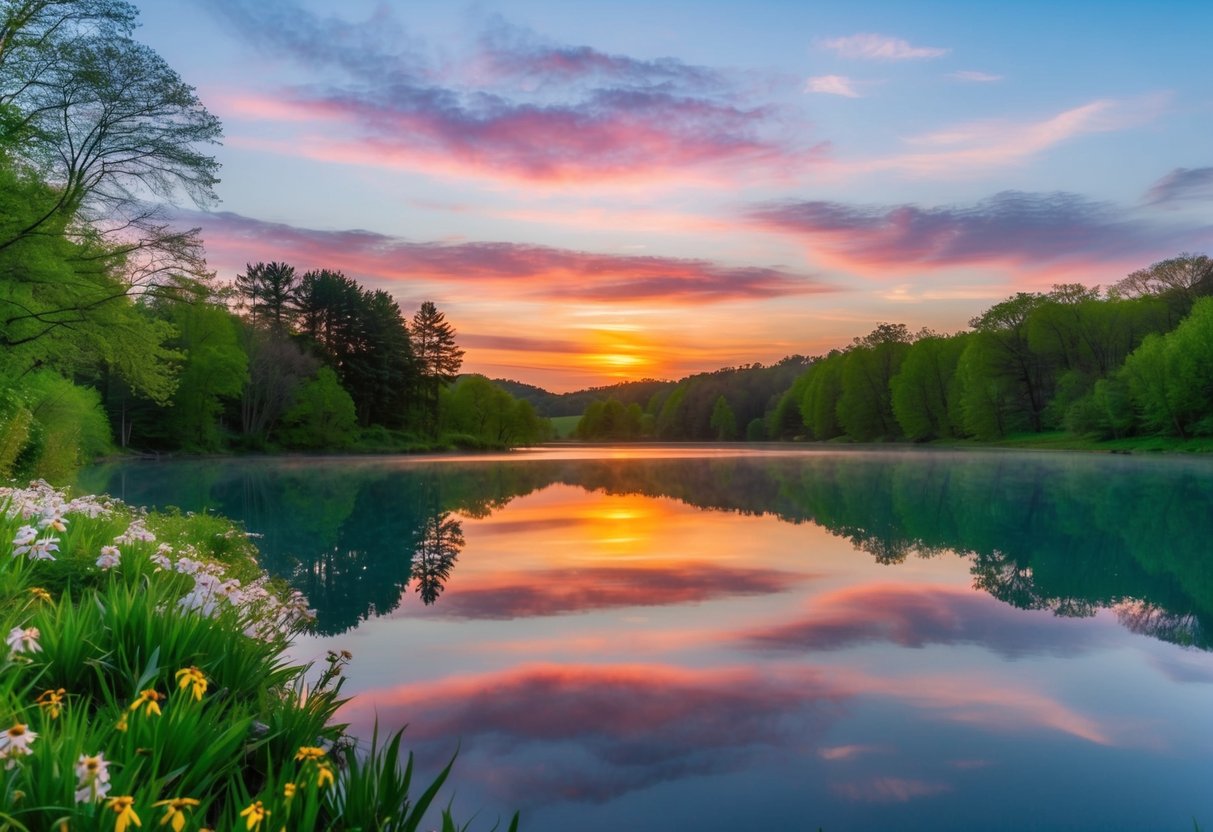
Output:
[
  {"xmin": 0, "ymin": 479, "xmax": 503, "ymax": 830},
  {"xmin": 563, "ymin": 255, "xmax": 1213, "ymax": 452},
  {"xmin": 0, "ymin": 1, "xmax": 548, "ymax": 486}
]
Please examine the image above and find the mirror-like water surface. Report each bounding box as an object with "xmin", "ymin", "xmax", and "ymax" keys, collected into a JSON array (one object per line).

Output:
[{"xmin": 81, "ymin": 447, "xmax": 1213, "ymax": 831}]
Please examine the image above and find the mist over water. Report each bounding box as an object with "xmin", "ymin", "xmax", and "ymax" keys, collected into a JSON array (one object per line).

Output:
[{"xmin": 83, "ymin": 448, "xmax": 1213, "ymax": 831}]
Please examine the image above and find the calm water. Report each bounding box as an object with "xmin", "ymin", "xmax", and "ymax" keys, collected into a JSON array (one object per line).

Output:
[{"xmin": 81, "ymin": 447, "xmax": 1213, "ymax": 831}]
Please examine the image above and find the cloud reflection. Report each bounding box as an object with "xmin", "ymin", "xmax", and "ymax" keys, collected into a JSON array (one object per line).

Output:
[
  {"xmin": 414, "ymin": 565, "xmax": 809, "ymax": 620},
  {"xmin": 341, "ymin": 663, "xmax": 846, "ymax": 803},
  {"xmin": 746, "ymin": 583, "xmax": 1116, "ymax": 657}
]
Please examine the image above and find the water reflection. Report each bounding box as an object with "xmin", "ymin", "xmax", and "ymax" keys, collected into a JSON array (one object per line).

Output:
[
  {"xmin": 79, "ymin": 449, "xmax": 1213, "ymax": 830},
  {"xmin": 81, "ymin": 450, "xmax": 1212, "ymax": 648}
]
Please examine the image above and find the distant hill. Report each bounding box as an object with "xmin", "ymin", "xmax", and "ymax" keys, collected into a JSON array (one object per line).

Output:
[{"xmin": 489, "ymin": 378, "xmax": 676, "ymax": 417}]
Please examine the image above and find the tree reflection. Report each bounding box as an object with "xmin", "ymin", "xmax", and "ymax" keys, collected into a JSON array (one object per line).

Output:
[
  {"xmin": 84, "ymin": 451, "xmax": 1213, "ymax": 648},
  {"xmin": 410, "ymin": 512, "xmax": 465, "ymax": 605}
]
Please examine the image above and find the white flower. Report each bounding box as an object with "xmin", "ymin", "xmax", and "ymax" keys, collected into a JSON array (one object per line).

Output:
[
  {"xmin": 96, "ymin": 546, "xmax": 121, "ymax": 570},
  {"xmin": 74, "ymin": 752, "xmax": 112, "ymax": 802},
  {"xmin": 114, "ymin": 521, "xmax": 155, "ymax": 544},
  {"xmin": 5, "ymin": 626, "xmax": 41, "ymax": 655},
  {"xmin": 38, "ymin": 510, "xmax": 67, "ymax": 532},
  {"xmin": 0, "ymin": 723, "xmax": 36, "ymax": 768},
  {"xmin": 12, "ymin": 525, "xmax": 37, "ymax": 551},
  {"xmin": 23, "ymin": 536, "xmax": 59, "ymax": 561},
  {"xmin": 150, "ymin": 552, "xmax": 172, "ymax": 571}
]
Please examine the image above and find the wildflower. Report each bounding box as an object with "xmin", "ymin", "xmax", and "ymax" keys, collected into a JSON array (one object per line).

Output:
[
  {"xmin": 129, "ymin": 689, "xmax": 164, "ymax": 717},
  {"xmin": 75, "ymin": 752, "xmax": 112, "ymax": 803},
  {"xmin": 115, "ymin": 520, "xmax": 155, "ymax": 544},
  {"xmin": 282, "ymin": 782, "xmax": 296, "ymax": 800},
  {"xmin": 239, "ymin": 800, "xmax": 269, "ymax": 830},
  {"xmin": 174, "ymin": 667, "xmax": 207, "ymax": 701},
  {"xmin": 27, "ymin": 535, "xmax": 59, "ymax": 561},
  {"xmin": 115, "ymin": 712, "xmax": 129, "ymax": 732},
  {"xmin": 6, "ymin": 626, "xmax": 41, "ymax": 655},
  {"xmin": 315, "ymin": 762, "xmax": 335, "ymax": 789},
  {"xmin": 39, "ymin": 511, "xmax": 67, "ymax": 532},
  {"xmin": 294, "ymin": 746, "xmax": 326, "ymax": 762},
  {"xmin": 0, "ymin": 723, "xmax": 37, "ymax": 768},
  {"xmin": 106, "ymin": 795, "xmax": 141, "ymax": 832},
  {"xmin": 97, "ymin": 545, "xmax": 122, "ymax": 570},
  {"xmin": 11, "ymin": 524, "xmax": 37, "ymax": 554},
  {"xmin": 36, "ymin": 688, "xmax": 66, "ymax": 719},
  {"xmin": 150, "ymin": 545, "xmax": 172, "ymax": 571},
  {"xmin": 152, "ymin": 797, "xmax": 200, "ymax": 832},
  {"xmin": 29, "ymin": 586, "xmax": 52, "ymax": 604}
]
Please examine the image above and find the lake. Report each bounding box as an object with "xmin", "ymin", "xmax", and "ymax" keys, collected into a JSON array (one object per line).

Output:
[{"xmin": 80, "ymin": 446, "xmax": 1213, "ymax": 831}]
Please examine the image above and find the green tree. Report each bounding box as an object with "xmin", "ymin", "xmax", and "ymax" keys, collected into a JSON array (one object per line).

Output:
[
  {"xmin": 837, "ymin": 323, "xmax": 911, "ymax": 441},
  {"xmin": 800, "ymin": 351, "xmax": 845, "ymax": 440},
  {"xmin": 710, "ymin": 394, "xmax": 737, "ymax": 440},
  {"xmin": 965, "ymin": 293, "xmax": 1054, "ymax": 434},
  {"xmin": 891, "ymin": 332, "xmax": 968, "ymax": 441},
  {"xmin": 1121, "ymin": 298, "xmax": 1213, "ymax": 437},
  {"xmin": 0, "ymin": 0, "xmax": 219, "ymax": 289},
  {"xmin": 152, "ymin": 302, "xmax": 247, "ymax": 450},
  {"xmin": 234, "ymin": 261, "xmax": 298, "ymax": 333},
  {"xmin": 411, "ymin": 301, "xmax": 464, "ymax": 435},
  {"xmin": 280, "ymin": 367, "xmax": 357, "ymax": 449}
]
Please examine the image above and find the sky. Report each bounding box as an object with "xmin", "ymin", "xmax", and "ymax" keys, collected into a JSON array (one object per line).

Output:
[{"xmin": 132, "ymin": 0, "xmax": 1213, "ymax": 392}]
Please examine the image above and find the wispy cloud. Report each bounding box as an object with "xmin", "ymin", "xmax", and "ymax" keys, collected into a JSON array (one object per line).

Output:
[
  {"xmin": 187, "ymin": 210, "xmax": 834, "ymax": 304},
  {"xmin": 805, "ymin": 75, "xmax": 862, "ymax": 98},
  {"xmin": 818, "ymin": 33, "xmax": 948, "ymax": 61},
  {"xmin": 859, "ymin": 96, "xmax": 1169, "ymax": 176},
  {"xmin": 203, "ymin": 1, "xmax": 810, "ymax": 185},
  {"xmin": 1144, "ymin": 166, "xmax": 1213, "ymax": 206},
  {"xmin": 748, "ymin": 189, "xmax": 1211, "ymax": 276},
  {"xmin": 950, "ymin": 70, "xmax": 1003, "ymax": 82}
]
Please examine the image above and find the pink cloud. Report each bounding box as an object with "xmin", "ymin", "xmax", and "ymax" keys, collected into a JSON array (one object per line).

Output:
[
  {"xmin": 205, "ymin": 1, "xmax": 812, "ymax": 186},
  {"xmin": 340, "ymin": 662, "xmax": 846, "ymax": 803},
  {"xmin": 805, "ymin": 75, "xmax": 862, "ymax": 98},
  {"xmin": 744, "ymin": 583, "xmax": 1116, "ymax": 658},
  {"xmin": 818, "ymin": 33, "xmax": 948, "ymax": 60},
  {"xmin": 843, "ymin": 96, "xmax": 1169, "ymax": 176},
  {"xmin": 748, "ymin": 189, "xmax": 1211, "ymax": 278},
  {"xmin": 186, "ymin": 210, "xmax": 834, "ymax": 303},
  {"xmin": 407, "ymin": 564, "xmax": 809, "ymax": 620}
]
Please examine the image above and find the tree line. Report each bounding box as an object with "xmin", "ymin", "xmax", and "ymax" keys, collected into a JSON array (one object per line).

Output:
[
  {"xmin": 0, "ymin": 1, "xmax": 546, "ymax": 482},
  {"xmin": 572, "ymin": 254, "xmax": 1213, "ymax": 445}
]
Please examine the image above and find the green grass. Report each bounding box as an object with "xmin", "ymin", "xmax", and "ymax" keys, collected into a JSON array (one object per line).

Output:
[
  {"xmin": 0, "ymin": 480, "xmax": 512, "ymax": 831},
  {"xmin": 936, "ymin": 431, "xmax": 1213, "ymax": 454}
]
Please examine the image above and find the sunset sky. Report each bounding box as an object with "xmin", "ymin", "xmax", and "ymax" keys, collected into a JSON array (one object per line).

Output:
[{"xmin": 133, "ymin": 0, "xmax": 1213, "ymax": 391}]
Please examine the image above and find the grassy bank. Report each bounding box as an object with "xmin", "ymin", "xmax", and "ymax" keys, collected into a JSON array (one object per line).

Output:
[
  {"xmin": 931, "ymin": 431, "xmax": 1213, "ymax": 454},
  {"xmin": 0, "ymin": 480, "xmax": 512, "ymax": 831}
]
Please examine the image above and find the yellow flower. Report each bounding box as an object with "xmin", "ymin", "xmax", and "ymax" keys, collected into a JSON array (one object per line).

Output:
[
  {"xmin": 174, "ymin": 667, "xmax": 207, "ymax": 702},
  {"xmin": 129, "ymin": 689, "xmax": 163, "ymax": 717},
  {"xmin": 282, "ymin": 782, "xmax": 296, "ymax": 800},
  {"xmin": 106, "ymin": 795, "xmax": 141, "ymax": 832},
  {"xmin": 29, "ymin": 587, "xmax": 52, "ymax": 604},
  {"xmin": 239, "ymin": 800, "xmax": 269, "ymax": 830},
  {"xmin": 315, "ymin": 763, "xmax": 335, "ymax": 789},
  {"xmin": 152, "ymin": 797, "xmax": 200, "ymax": 832},
  {"xmin": 115, "ymin": 713, "xmax": 129, "ymax": 733},
  {"xmin": 294, "ymin": 746, "xmax": 325, "ymax": 762},
  {"xmin": 36, "ymin": 688, "xmax": 66, "ymax": 719}
]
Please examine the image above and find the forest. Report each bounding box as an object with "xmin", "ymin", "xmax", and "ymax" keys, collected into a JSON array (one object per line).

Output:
[
  {"xmin": 0, "ymin": 2, "xmax": 546, "ymax": 483},
  {"xmin": 571, "ymin": 255, "xmax": 1213, "ymax": 446}
]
